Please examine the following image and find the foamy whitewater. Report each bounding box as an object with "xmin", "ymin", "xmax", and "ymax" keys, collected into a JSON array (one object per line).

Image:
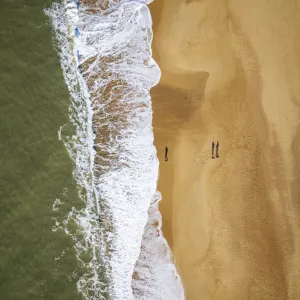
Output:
[{"xmin": 46, "ymin": 1, "xmax": 184, "ymax": 299}]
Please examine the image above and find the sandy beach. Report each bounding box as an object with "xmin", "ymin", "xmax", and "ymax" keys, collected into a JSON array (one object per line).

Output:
[{"xmin": 149, "ymin": 0, "xmax": 300, "ymax": 299}]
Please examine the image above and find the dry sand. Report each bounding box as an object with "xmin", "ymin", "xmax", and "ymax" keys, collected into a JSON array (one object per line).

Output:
[{"xmin": 149, "ymin": 0, "xmax": 300, "ymax": 299}]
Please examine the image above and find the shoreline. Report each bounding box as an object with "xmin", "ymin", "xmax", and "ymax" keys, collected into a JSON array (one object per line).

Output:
[{"xmin": 149, "ymin": 0, "xmax": 300, "ymax": 299}]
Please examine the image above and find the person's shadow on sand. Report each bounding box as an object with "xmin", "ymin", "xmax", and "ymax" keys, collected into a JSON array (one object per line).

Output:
[
  {"xmin": 165, "ymin": 146, "xmax": 168, "ymax": 162},
  {"xmin": 212, "ymin": 141, "xmax": 220, "ymax": 159}
]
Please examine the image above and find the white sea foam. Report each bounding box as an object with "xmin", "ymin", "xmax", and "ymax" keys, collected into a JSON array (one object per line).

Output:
[
  {"xmin": 46, "ymin": 1, "xmax": 184, "ymax": 299},
  {"xmin": 52, "ymin": 198, "xmax": 62, "ymax": 211}
]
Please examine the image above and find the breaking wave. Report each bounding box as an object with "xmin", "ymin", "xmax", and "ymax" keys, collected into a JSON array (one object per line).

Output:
[{"xmin": 45, "ymin": 0, "xmax": 184, "ymax": 299}]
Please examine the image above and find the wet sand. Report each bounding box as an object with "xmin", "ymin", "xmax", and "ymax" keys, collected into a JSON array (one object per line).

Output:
[{"xmin": 149, "ymin": 0, "xmax": 300, "ymax": 299}]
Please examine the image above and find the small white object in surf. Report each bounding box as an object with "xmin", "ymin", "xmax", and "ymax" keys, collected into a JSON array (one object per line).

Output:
[{"xmin": 52, "ymin": 198, "xmax": 62, "ymax": 211}]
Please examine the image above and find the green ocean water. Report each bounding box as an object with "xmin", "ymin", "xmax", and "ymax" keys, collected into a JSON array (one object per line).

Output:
[{"xmin": 0, "ymin": 0, "xmax": 83, "ymax": 299}]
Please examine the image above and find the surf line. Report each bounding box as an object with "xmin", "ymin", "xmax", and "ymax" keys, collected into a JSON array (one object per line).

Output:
[
  {"xmin": 72, "ymin": 0, "xmax": 80, "ymax": 64},
  {"xmin": 69, "ymin": 0, "xmax": 100, "ymax": 222}
]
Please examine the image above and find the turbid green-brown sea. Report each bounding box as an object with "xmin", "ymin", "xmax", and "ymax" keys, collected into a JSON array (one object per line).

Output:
[{"xmin": 0, "ymin": 1, "xmax": 83, "ymax": 299}]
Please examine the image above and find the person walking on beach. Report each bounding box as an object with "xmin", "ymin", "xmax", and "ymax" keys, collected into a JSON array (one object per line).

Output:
[
  {"xmin": 165, "ymin": 146, "xmax": 168, "ymax": 162},
  {"xmin": 212, "ymin": 141, "xmax": 215, "ymax": 159},
  {"xmin": 216, "ymin": 141, "xmax": 219, "ymax": 158}
]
